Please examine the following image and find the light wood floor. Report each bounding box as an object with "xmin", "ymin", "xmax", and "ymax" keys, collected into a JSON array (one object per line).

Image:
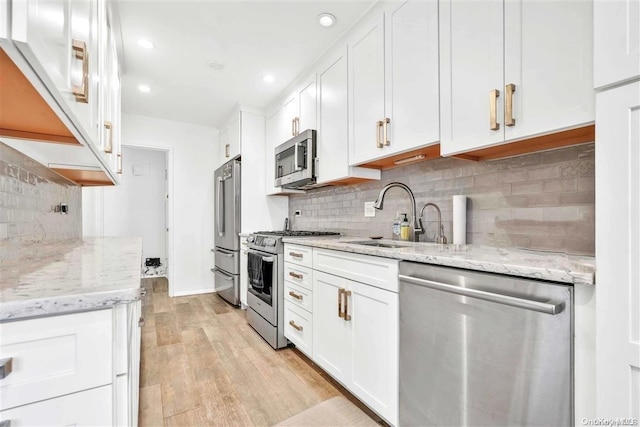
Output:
[{"xmin": 138, "ymin": 277, "xmax": 384, "ymax": 426}]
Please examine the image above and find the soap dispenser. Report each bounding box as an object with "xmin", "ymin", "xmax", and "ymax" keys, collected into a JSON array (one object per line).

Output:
[{"xmin": 400, "ymin": 213, "xmax": 410, "ymax": 241}]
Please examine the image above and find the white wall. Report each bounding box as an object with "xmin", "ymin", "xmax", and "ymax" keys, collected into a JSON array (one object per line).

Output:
[
  {"xmin": 101, "ymin": 146, "xmax": 166, "ymax": 263},
  {"xmin": 84, "ymin": 113, "xmax": 219, "ymax": 296}
]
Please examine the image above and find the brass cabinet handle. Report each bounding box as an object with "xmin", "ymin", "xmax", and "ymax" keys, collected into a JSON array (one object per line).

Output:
[
  {"xmin": 225, "ymin": 143, "xmax": 230, "ymax": 158},
  {"xmin": 344, "ymin": 290, "xmax": 352, "ymax": 321},
  {"xmin": 489, "ymin": 89, "xmax": 500, "ymax": 131},
  {"xmin": 505, "ymin": 83, "xmax": 516, "ymax": 127},
  {"xmin": 338, "ymin": 288, "xmax": 344, "ymax": 318},
  {"xmin": 117, "ymin": 153, "xmax": 122, "ymax": 174},
  {"xmin": 289, "ymin": 290, "xmax": 303, "ymax": 300},
  {"xmin": 289, "ymin": 271, "xmax": 303, "ymax": 280},
  {"xmin": 289, "ymin": 320, "xmax": 303, "ymax": 332},
  {"xmin": 376, "ymin": 120, "xmax": 383, "ymax": 148},
  {"xmin": 382, "ymin": 118, "xmax": 390, "ymax": 146},
  {"xmin": 294, "ymin": 117, "xmax": 300, "ymax": 135},
  {"xmin": 71, "ymin": 39, "xmax": 89, "ymax": 103},
  {"xmin": 291, "ymin": 118, "xmax": 296, "ymax": 136},
  {"xmin": 289, "ymin": 252, "xmax": 303, "ymax": 258},
  {"xmin": 0, "ymin": 357, "xmax": 13, "ymax": 380},
  {"xmin": 104, "ymin": 121, "xmax": 113, "ymax": 153}
]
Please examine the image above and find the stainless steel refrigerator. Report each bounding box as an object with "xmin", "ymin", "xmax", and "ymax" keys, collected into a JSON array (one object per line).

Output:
[{"xmin": 213, "ymin": 158, "xmax": 241, "ymax": 306}]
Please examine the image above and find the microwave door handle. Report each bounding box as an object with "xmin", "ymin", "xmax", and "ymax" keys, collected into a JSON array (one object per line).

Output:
[
  {"xmin": 294, "ymin": 142, "xmax": 302, "ymax": 171},
  {"xmin": 217, "ymin": 177, "xmax": 224, "ymax": 237}
]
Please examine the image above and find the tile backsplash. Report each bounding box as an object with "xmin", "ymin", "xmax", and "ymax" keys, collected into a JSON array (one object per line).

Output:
[
  {"xmin": 0, "ymin": 142, "xmax": 82, "ymax": 266},
  {"xmin": 289, "ymin": 143, "xmax": 595, "ymax": 255}
]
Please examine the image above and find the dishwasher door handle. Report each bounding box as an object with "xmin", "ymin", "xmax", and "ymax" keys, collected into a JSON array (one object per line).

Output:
[{"xmin": 399, "ymin": 274, "xmax": 564, "ymax": 315}]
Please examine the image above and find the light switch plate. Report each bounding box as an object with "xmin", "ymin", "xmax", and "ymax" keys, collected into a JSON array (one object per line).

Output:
[{"xmin": 364, "ymin": 202, "xmax": 376, "ymax": 217}]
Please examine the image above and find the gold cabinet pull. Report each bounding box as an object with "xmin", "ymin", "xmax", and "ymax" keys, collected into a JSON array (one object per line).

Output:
[
  {"xmin": 291, "ymin": 118, "xmax": 296, "ymax": 136},
  {"xmin": 103, "ymin": 121, "xmax": 113, "ymax": 153},
  {"xmin": 294, "ymin": 117, "xmax": 300, "ymax": 135},
  {"xmin": 117, "ymin": 153, "xmax": 122, "ymax": 174},
  {"xmin": 225, "ymin": 143, "xmax": 230, "ymax": 158},
  {"xmin": 289, "ymin": 271, "xmax": 303, "ymax": 280},
  {"xmin": 71, "ymin": 39, "xmax": 89, "ymax": 103},
  {"xmin": 288, "ymin": 290, "xmax": 303, "ymax": 300},
  {"xmin": 289, "ymin": 320, "xmax": 303, "ymax": 332},
  {"xmin": 338, "ymin": 288, "xmax": 344, "ymax": 318},
  {"xmin": 344, "ymin": 290, "xmax": 352, "ymax": 321},
  {"xmin": 376, "ymin": 120, "xmax": 383, "ymax": 148},
  {"xmin": 382, "ymin": 118, "xmax": 390, "ymax": 146},
  {"xmin": 505, "ymin": 83, "xmax": 516, "ymax": 127},
  {"xmin": 289, "ymin": 251, "xmax": 303, "ymax": 258},
  {"xmin": 489, "ymin": 89, "xmax": 500, "ymax": 131}
]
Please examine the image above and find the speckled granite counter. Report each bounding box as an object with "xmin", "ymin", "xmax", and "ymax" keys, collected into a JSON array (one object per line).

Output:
[
  {"xmin": 0, "ymin": 237, "xmax": 143, "ymax": 321},
  {"xmin": 282, "ymin": 236, "xmax": 595, "ymax": 285}
]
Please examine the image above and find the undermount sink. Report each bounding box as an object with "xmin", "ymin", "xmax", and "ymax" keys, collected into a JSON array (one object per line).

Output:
[{"xmin": 346, "ymin": 240, "xmax": 411, "ymax": 249}]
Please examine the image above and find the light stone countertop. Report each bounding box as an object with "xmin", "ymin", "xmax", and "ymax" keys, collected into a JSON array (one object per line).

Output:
[
  {"xmin": 282, "ymin": 236, "xmax": 595, "ymax": 285},
  {"xmin": 0, "ymin": 237, "xmax": 143, "ymax": 321}
]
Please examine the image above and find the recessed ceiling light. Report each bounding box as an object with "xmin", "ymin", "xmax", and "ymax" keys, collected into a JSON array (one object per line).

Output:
[
  {"xmin": 138, "ymin": 84, "xmax": 151, "ymax": 93},
  {"xmin": 137, "ymin": 39, "xmax": 155, "ymax": 49},
  {"xmin": 263, "ymin": 75, "xmax": 275, "ymax": 83},
  {"xmin": 318, "ymin": 13, "xmax": 336, "ymax": 28}
]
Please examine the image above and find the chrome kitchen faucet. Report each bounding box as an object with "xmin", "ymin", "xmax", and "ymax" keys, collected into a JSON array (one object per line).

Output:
[{"xmin": 373, "ymin": 182, "xmax": 424, "ymax": 242}]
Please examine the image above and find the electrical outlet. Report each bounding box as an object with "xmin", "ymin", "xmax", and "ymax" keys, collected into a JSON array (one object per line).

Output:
[
  {"xmin": 364, "ymin": 202, "xmax": 376, "ymax": 217},
  {"xmin": 294, "ymin": 210, "xmax": 302, "ymax": 217}
]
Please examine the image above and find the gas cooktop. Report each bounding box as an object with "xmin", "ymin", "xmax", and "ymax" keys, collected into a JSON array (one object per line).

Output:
[{"xmin": 252, "ymin": 231, "xmax": 340, "ymax": 237}]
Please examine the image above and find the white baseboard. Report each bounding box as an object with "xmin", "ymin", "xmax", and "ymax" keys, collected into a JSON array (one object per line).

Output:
[{"xmin": 171, "ymin": 288, "xmax": 216, "ymax": 297}]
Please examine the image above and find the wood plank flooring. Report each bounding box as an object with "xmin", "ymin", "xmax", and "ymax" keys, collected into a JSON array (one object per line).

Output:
[{"xmin": 138, "ymin": 277, "xmax": 385, "ymax": 426}]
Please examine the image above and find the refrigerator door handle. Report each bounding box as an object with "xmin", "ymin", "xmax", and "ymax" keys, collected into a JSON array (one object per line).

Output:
[
  {"xmin": 399, "ymin": 274, "xmax": 564, "ymax": 315},
  {"xmin": 214, "ymin": 248, "xmax": 234, "ymax": 258},
  {"xmin": 217, "ymin": 177, "xmax": 224, "ymax": 237}
]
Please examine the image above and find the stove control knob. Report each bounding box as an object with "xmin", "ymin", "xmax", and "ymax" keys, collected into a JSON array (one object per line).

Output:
[{"xmin": 247, "ymin": 235, "xmax": 255, "ymax": 243}]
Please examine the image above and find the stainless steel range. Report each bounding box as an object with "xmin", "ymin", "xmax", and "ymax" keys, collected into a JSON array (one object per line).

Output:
[{"xmin": 246, "ymin": 230, "xmax": 339, "ymax": 349}]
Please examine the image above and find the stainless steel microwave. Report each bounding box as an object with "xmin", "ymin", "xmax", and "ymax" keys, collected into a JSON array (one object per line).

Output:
[{"xmin": 274, "ymin": 129, "xmax": 317, "ymax": 189}]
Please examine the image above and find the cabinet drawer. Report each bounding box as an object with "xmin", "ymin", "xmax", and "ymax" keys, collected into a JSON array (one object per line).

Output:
[
  {"xmin": 0, "ymin": 309, "xmax": 113, "ymax": 410},
  {"xmin": 313, "ymin": 248, "xmax": 399, "ymax": 293},
  {"xmin": 284, "ymin": 281, "xmax": 313, "ymax": 313},
  {"xmin": 284, "ymin": 244, "xmax": 313, "ymax": 267},
  {"xmin": 284, "ymin": 302, "xmax": 313, "ymax": 357},
  {"xmin": 284, "ymin": 262, "xmax": 312, "ymax": 290},
  {"xmin": 0, "ymin": 384, "xmax": 112, "ymax": 426}
]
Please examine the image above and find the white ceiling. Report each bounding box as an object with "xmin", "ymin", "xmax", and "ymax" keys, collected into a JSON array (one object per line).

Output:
[{"xmin": 116, "ymin": 0, "xmax": 376, "ymax": 128}]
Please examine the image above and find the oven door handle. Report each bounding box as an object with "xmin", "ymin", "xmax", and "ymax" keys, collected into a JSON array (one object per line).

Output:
[{"xmin": 261, "ymin": 256, "xmax": 275, "ymax": 263}]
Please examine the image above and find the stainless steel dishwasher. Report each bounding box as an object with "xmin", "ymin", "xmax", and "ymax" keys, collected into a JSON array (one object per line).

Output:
[{"xmin": 399, "ymin": 262, "xmax": 573, "ymax": 426}]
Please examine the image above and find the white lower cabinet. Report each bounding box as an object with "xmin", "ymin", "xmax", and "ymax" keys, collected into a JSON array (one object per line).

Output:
[
  {"xmin": 0, "ymin": 301, "xmax": 142, "ymax": 426},
  {"xmin": 0, "ymin": 384, "xmax": 113, "ymax": 426}
]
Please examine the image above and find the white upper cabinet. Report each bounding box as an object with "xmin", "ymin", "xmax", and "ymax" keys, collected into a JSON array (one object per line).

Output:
[
  {"xmin": 11, "ymin": 0, "xmax": 101, "ymax": 147},
  {"xmin": 440, "ymin": 0, "xmax": 594, "ymax": 156},
  {"xmin": 100, "ymin": 6, "xmax": 121, "ymax": 175},
  {"xmin": 316, "ymin": 46, "xmax": 380, "ymax": 185},
  {"xmin": 594, "ymin": 0, "xmax": 640, "ymax": 90},
  {"xmin": 218, "ymin": 113, "xmax": 240, "ymax": 165},
  {"xmin": 349, "ymin": 0, "xmax": 440, "ymax": 166},
  {"xmin": 282, "ymin": 74, "xmax": 317, "ymax": 138}
]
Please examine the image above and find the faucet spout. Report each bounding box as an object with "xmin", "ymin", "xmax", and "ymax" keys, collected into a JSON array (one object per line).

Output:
[
  {"xmin": 419, "ymin": 202, "xmax": 447, "ymax": 244},
  {"xmin": 373, "ymin": 182, "xmax": 423, "ymax": 241}
]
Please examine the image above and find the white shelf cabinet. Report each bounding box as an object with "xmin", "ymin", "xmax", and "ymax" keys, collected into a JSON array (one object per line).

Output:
[
  {"xmin": 282, "ymin": 74, "xmax": 317, "ymax": 139},
  {"xmin": 595, "ymin": 80, "xmax": 640, "ymax": 419},
  {"xmin": 349, "ymin": 0, "xmax": 439, "ymax": 166},
  {"xmin": 440, "ymin": 0, "xmax": 594, "ymax": 156},
  {"xmin": 218, "ymin": 113, "xmax": 240, "ymax": 166}
]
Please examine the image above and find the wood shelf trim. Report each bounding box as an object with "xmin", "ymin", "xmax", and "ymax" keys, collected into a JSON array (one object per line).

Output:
[
  {"xmin": 51, "ymin": 168, "xmax": 114, "ymax": 187},
  {"xmin": 451, "ymin": 125, "xmax": 595, "ymax": 162},
  {"xmin": 358, "ymin": 144, "xmax": 441, "ymax": 170},
  {"xmin": 0, "ymin": 48, "xmax": 80, "ymax": 145}
]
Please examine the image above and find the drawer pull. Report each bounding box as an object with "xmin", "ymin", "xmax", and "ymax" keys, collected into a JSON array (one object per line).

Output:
[
  {"xmin": 289, "ymin": 252, "xmax": 303, "ymax": 258},
  {"xmin": 289, "ymin": 320, "xmax": 303, "ymax": 332},
  {"xmin": 0, "ymin": 419, "xmax": 11, "ymax": 427},
  {"xmin": 289, "ymin": 291, "xmax": 303, "ymax": 300},
  {"xmin": 338, "ymin": 288, "xmax": 345, "ymax": 318},
  {"xmin": 344, "ymin": 290, "xmax": 352, "ymax": 321},
  {"xmin": 289, "ymin": 271, "xmax": 303, "ymax": 280},
  {"xmin": 0, "ymin": 358, "xmax": 13, "ymax": 380}
]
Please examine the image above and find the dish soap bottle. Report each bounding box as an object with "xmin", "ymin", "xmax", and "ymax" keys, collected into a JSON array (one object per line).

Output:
[
  {"xmin": 392, "ymin": 212, "xmax": 401, "ymax": 240},
  {"xmin": 400, "ymin": 213, "xmax": 410, "ymax": 241}
]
